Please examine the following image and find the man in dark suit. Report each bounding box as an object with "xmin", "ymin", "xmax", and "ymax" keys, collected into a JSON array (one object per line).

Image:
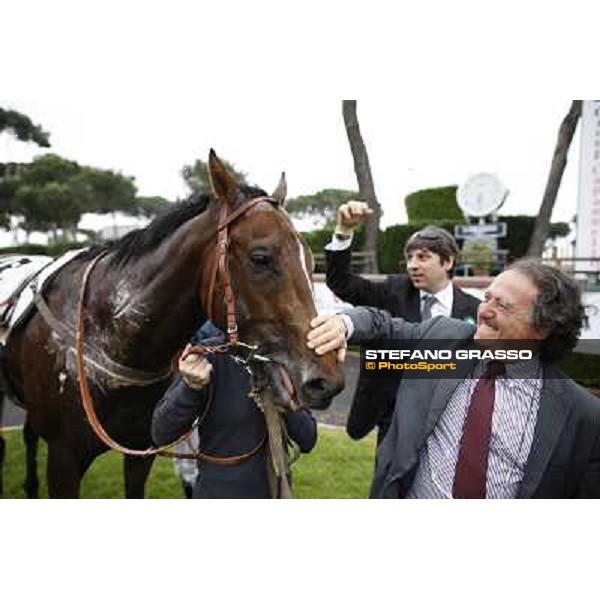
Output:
[
  {"xmin": 325, "ymin": 200, "xmax": 480, "ymax": 445},
  {"xmin": 308, "ymin": 260, "xmax": 600, "ymax": 498}
]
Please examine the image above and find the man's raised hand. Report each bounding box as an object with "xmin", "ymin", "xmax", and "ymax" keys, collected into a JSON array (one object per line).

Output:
[{"xmin": 336, "ymin": 200, "xmax": 374, "ymax": 235}]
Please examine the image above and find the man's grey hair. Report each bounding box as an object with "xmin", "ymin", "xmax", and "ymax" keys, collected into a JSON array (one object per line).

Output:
[{"xmin": 508, "ymin": 259, "xmax": 584, "ymax": 362}]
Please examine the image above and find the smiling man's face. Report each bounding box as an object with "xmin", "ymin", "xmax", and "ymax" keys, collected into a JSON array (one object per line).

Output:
[{"xmin": 474, "ymin": 269, "xmax": 546, "ymax": 342}]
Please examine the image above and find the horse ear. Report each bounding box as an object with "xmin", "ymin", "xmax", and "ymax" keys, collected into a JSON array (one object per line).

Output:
[
  {"xmin": 272, "ymin": 172, "xmax": 287, "ymax": 206},
  {"xmin": 208, "ymin": 149, "xmax": 241, "ymax": 206}
]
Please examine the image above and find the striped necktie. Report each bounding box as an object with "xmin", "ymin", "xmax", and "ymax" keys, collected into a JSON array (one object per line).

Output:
[{"xmin": 421, "ymin": 294, "xmax": 437, "ymax": 320}]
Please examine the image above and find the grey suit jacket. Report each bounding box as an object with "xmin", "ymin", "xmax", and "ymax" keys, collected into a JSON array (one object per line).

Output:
[{"xmin": 346, "ymin": 307, "xmax": 600, "ymax": 499}]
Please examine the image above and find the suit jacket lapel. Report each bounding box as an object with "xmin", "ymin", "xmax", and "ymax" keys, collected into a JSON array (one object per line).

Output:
[
  {"xmin": 517, "ymin": 370, "xmax": 571, "ymax": 498},
  {"xmin": 406, "ymin": 287, "xmax": 421, "ymax": 321},
  {"xmin": 451, "ymin": 286, "xmax": 473, "ymax": 320}
]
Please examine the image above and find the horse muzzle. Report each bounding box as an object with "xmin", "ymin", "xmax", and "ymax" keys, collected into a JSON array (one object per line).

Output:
[
  {"xmin": 297, "ymin": 352, "xmax": 344, "ymax": 410},
  {"xmin": 252, "ymin": 356, "xmax": 344, "ymax": 412},
  {"xmin": 300, "ymin": 374, "xmax": 343, "ymax": 410}
]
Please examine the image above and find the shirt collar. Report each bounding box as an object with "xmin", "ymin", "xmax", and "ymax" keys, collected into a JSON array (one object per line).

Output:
[
  {"xmin": 475, "ymin": 355, "xmax": 542, "ymax": 380},
  {"xmin": 420, "ymin": 281, "xmax": 453, "ymax": 312}
]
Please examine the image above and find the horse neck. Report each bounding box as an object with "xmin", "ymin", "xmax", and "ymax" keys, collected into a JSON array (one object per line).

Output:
[{"xmin": 91, "ymin": 206, "xmax": 219, "ymax": 370}]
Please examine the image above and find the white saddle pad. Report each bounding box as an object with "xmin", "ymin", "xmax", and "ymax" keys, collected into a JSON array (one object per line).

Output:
[
  {"xmin": 0, "ymin": 255, "xmax": 53, "ymax": 318},
  {"xmin": 0, "ymin": 249, "xmax": 88, "ymax": 335}
]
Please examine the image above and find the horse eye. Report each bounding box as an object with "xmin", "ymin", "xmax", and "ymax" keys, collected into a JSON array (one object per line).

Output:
[{"xmin": 250, "ymin": 253, "xmax": 273, "ymax": 270}]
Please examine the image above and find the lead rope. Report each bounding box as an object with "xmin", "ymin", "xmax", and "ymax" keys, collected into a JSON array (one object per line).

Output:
[{"xmin": 251, "ymin": 389, "xmax": 301, "ymax": 499}]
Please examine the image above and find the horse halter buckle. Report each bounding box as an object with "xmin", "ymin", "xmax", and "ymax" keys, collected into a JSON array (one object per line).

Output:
[
  {"xmin": 232, "ymin": 341, "xmax": 271, "ymax": 363},
  {"xmin": 228, "ymin": 341, "xmax": 272, "ymax": 377}
]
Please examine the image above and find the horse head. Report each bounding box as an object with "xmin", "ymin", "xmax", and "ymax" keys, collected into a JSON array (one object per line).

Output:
[{"xmin": 202, "ymin": 150, "xmax": 344, "ymax": 410}]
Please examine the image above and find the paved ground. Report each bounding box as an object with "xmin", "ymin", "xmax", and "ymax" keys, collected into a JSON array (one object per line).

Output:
[
  {"xmin": 314, "ymin": 354, "xmax": 358, "ymax": 427},
  {"xmin": 1, "ymin": 396, "xmax": 25, "ymax": 428},
  {"xmin": 0, "ymin": 356, "xmax": 359, "ymax": 430}
]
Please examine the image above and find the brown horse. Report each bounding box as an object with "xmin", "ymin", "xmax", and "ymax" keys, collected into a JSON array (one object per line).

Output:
[{"xmin": 1, "ymin": 151, "xmax": 343, "ymax": 498}]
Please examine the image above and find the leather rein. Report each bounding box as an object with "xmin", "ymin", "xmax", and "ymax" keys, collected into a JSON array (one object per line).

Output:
[{"xmin": 75, "ymin": 195, "xmax": 283, "ymax": 461}]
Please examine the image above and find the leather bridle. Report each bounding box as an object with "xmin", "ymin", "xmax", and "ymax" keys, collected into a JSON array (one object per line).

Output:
[
  {"xmin": 75, "ymin": 195, "xmax": 287, "ymax": 460},
  {"xmin": 191, "ymin": 195, "xmax": 279, "ymax": 363}
]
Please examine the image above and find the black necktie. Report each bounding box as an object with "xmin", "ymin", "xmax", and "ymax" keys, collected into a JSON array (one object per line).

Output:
[{"xmin": 453, "ymin": 361, "xmax": 506, "ymax": 499}]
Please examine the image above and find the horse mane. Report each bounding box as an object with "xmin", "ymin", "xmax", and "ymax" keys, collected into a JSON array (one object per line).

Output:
[{"xmin": 75, "ymin": 185, "xmax": 268, "ymax": 268}]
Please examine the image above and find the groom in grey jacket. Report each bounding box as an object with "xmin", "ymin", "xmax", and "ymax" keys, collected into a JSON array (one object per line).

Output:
[{"xmin": 308, "ymin": 259, "xmax": 600, "ymax": 499}]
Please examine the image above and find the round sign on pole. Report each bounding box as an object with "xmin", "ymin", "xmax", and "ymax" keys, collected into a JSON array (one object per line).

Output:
[{"xmin": 457, "ymin": 173, "xmax": 508, "ymax": 218}]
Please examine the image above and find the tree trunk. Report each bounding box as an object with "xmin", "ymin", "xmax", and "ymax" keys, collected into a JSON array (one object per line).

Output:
[
  {"xmin": 342, "ymin": 100, "xmax": 381, "ymax": 273},
  {"xmin": 527, "ymin": 100, "xmax": 582, "ymax": 258}
]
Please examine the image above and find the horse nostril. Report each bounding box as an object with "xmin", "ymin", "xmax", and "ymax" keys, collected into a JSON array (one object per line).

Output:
[
  {"xmin": 305, "ymin": 377, "xmax": 328, "ymax": 394},
  {"xmin": 301, "ymin": 377, "xmax": 337, "ymax": 409}
]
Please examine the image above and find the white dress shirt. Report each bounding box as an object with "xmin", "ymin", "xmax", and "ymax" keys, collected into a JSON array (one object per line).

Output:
[{"xmin": 420, "ymin": 282, "xmax": 453, "ymax": 319}]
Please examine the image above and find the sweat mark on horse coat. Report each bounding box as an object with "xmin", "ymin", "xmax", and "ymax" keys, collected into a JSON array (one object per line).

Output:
[{"xmin": 112, "ymin": 281, "xmax": 148, "ymax": 323}]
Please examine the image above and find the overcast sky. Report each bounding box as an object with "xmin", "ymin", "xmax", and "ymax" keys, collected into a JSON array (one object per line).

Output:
[
  {"xmin": 3, "ymin": 0, "xmax": 598, "ymax": 582},
  {"xmin": 1, "ymin": 97, "xmax": 582, "ymax": 229},
  {"xmin": 1, "ymin": 2, "xmax": 592, "ymax": 233}
]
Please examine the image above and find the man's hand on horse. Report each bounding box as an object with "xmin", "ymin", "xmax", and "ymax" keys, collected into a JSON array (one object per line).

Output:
[
  {"xmin": 307, "ymin": 315, "xmax": 347, "ymax": 363},
  {"xmin": 336, "ymin": 200, "xmax": 374, "ymax": 235},
  {"xmin": 179, "ymin": 345, "xmax": 213, "ymax": 389}
]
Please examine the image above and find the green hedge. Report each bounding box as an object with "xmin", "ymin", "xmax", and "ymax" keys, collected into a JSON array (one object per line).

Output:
[
  {"xmin": 499, "ymin": 216, "xmax": 570, "ymax": 262},
  {"xmin": 405, "ymin": 186, "xmax": 463, "ymax": 222}
]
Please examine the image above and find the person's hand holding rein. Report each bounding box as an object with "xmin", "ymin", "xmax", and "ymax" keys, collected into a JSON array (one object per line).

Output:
[{"xmin": 179, "ymin": 344, "xmax": 213, "ymax": 389}]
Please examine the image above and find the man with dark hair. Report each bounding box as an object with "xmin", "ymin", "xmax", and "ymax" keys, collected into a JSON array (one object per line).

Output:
[
  {"xmin": 308, "ymin": 260, "xmax": 600, "ymax": 498},
  {"xmin": 325, "ymin": 200, "xmax": 479, "ymax": 445}
]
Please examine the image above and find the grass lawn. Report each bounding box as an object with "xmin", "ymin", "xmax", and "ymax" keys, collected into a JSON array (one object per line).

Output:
[{"xmin": 1, "ymin": 425, "xmax": 376, "ymax": 499}]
